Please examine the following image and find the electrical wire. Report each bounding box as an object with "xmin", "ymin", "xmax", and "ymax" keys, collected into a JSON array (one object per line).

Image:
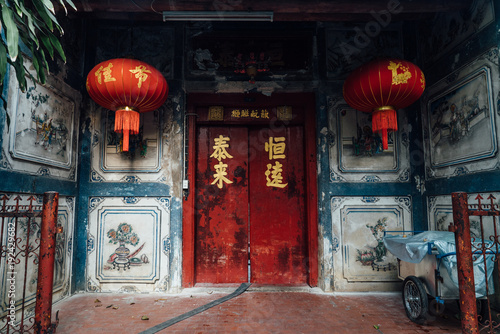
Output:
[
  {"xmin": 128, "ymin": 0, "xmax": 147, "ymax": 11},
  {"xmin": 150, "ymin": 0, "xmax": 162, "ymax": 14}
]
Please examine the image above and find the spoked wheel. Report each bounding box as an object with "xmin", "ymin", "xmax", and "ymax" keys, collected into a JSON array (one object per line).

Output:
[{"xmin": 402, "ymin": 276, "xmax": 428, "ymax": 324}]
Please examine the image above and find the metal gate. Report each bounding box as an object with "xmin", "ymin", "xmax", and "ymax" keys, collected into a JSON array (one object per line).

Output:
[
  {"xmin": 451, "ymin": 191, "xmax": 500, "ymax": 334},
  {"xmin": 0, "ymin": 192, "xmax": 60, "ymax": 334}
]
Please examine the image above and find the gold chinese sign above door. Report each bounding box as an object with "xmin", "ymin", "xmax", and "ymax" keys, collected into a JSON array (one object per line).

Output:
[{"xmin": 207, "ymin": 106, "xmax": 293, "ymax": 122}]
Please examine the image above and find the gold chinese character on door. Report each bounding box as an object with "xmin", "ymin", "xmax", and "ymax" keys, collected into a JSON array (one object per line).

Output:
[
  {"xmin": 264, "ymin": 136, "xmax": 288, "ymax": 188},
  {"xmin": 211, "ymin": 135, "xmax": 233, "ymax": 189}
]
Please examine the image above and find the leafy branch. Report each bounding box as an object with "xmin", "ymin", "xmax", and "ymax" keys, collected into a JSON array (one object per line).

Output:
[{"xmin": 0, "ymin": 0, "xmax": 76, "ymax": 92}]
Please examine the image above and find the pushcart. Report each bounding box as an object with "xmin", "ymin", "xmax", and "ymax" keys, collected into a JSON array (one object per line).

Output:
[{"xmin": 383, "ymin": 231, "xmax": 495, "ymax": 324}]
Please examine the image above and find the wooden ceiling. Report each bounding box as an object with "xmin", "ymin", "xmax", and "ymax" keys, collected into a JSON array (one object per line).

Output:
[{"xmin": 67, "ymin": 0, "xmax": 470, "ymax": 22}]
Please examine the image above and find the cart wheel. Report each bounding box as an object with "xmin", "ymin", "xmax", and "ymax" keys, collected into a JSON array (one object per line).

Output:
[
  {"xmin": 402, "ymin": 276, "xmax": 428, "ymax": 324},
  {"xmin": 428, "ymin": 298, "xmax": 445, "ymax": 316}
]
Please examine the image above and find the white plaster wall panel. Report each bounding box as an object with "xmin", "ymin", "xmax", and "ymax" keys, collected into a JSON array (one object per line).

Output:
[
  {"xmin": 89, "ymin": 97, "xmax": 183, "ymax": 185},
  {"xmin": 0, "ymin": 193, "xmax": 74, "ymax": 318},
  {"xmin": 0, "ymin": 62, "xmax": 80, "ymax": 180},
  {"xmin": 327, "ymin": 97, "xmax": 411, "ymax": 183},
  {"xmin": 422, "ymin": 47, "xmax": 500, "ymax": 179},
  {"xmin": 331, "ymin": 196, "xmax": 412, "ymax": 291},
  {"xmin": 427, "ymin": 192, "xmax": 500, "ymax": 239},
  {"xmin": 86, "ymin": 196, "xmax": 171, "ymax": 292}
]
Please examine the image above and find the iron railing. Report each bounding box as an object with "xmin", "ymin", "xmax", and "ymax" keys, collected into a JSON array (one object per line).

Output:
[
  {"xmin": 0, "ymin": 192, "xmax": 59, "ymax": 334},
  {"xmin": 451, "ymin": 191, "xmax": 500, "ymax": 334}
]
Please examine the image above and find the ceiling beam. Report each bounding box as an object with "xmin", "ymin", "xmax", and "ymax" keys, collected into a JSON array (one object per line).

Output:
[{"xmin": 67, "ymin": 0, "xmax": 471, "ymax": 21}]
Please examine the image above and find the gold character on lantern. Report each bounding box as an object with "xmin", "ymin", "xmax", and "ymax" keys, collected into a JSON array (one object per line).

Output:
[
  {"xmin": 129, "ymin": 65, "xmax": 152, "ymax": 88},
  {"xmin": 388, "ymin": 61, "xmax": 412, "ymax": 85},
  {"xmin": 420, "ymin": 74, "xmax": 426, "ymax": 90},
  {"xmin": 95, "ymin": 63, "xmax": 116, "ymax": 84}
]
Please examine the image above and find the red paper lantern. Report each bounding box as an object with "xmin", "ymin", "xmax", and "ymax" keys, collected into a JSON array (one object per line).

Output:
[
  {"xmin": 86, "ymin": 58, "xmax": 168, "ymax": 151},
  {"xmin": 343, "ymin": 59, "xmax": 425, "ymax": 150}
]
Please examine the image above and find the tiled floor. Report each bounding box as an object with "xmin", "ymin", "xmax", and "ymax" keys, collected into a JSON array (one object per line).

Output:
[{"xmin": 51, "ymin": 287, "xmax": 464, "ymax": 334}]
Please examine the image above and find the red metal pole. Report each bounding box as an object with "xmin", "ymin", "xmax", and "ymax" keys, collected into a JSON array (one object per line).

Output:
[
  {"xmin": 451, "ymin": 192, "xmax": 478, "ymax": 334},
  {"xmin": 34, "ymin": 192, "xmax": 59, "ymax": 334}
]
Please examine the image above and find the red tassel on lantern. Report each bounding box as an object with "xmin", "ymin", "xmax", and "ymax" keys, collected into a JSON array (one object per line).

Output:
[
  {"xmin": 114, "ymin": 108, "xmax": 140, "ymax": 152},
  {"xmin": 372, "ymin": 106, "xmax": 398, "ymax": 150}
]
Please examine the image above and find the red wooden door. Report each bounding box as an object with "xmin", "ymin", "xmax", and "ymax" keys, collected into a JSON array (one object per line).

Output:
[
  {"xmin": 195, "ymin": 126, "xmax": 249, "ymax": 284},
  {"xmin": 195, "ymin": 125, "xmax": 307, "ymax": 285},
  {"xmin": 248, "ymin": 126, "xmax": 308, "ymax": 284}
]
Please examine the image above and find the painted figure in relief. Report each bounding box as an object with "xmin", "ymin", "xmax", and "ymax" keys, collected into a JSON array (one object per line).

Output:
[
  {"xmin": 28, "ymin": 88, "xmax": 68, "ymax": 152},
  {"xmin": 428, "ymin": 69, "xmax": 493, "ymax": 167},
  {"xmin": 356, "ymin": 217, "xmax": 395, "ymax": 271},
  {"xmin": 106, "ymin": 223, "xmax": 147, "ymax": 271}
]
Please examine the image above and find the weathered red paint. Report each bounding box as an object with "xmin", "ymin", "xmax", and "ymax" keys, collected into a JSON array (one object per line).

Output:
[
  {"xmin": 195, "ymin": 127, "xmax": 249, "ymax": 283},
  {"xmin": 451, "ymin": 192, "xmax": 478, "ymax": 334},
  {"xmin": 183, "ymin": 93, "xmax": 318, "ymax": 287},
  {"xmin": 34, "ymin": 192, "xmax": 59, "ymax": 334},
  {"xmin": 249, "ymin": 126, "xmax": 308, "ymax": 284}
]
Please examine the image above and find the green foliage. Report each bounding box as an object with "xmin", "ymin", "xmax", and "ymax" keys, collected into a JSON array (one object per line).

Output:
[{"xmin": 0, "ymin": 0, "xmax": 76, "ymax": 91}]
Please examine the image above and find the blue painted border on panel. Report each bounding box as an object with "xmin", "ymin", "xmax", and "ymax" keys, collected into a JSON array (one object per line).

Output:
[{"xmin": 72, "ymin": 77, "xmax": 184, "ymax": 292}]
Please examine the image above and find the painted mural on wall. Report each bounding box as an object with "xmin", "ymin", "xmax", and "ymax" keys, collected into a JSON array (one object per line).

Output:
[
  {"xmin": 428, "ymin": 67, "xmax": 495, "ymax": 167},
  {"xmin": 418, "ymin": 0, "xmax": 494, "ymax": 66},
  {"xmin": 0, "ymin": 194, "xmax": 73, "ymax": 323},
  {"xmin": 325, "ymin": 26, "xmax": 403, "ymax": 79},
  {"xmin": 0, "ymin": 63, "xmax": 79, "ymax": 180},
  {"xmin": 328, "ymin": 98, "xmax": 410, "ymax": 182},
  {"xmin": 355, "ymin": 217, "xmax": 395, "ymax": 272},
  {"xmin": 422, "ymin": 48, "xmax": 499, "ymax": 179},
  {"xmin": 9, "ymin": 80, "xmax": 74, "ymax": 168},
  {"xmin": 106, "ymin": 222, "xmax": 147, "ymax": 271},
  {"xmin": 87, "ymin": 197, "xmax": 171, "ymax": 292},
  {"xmin": 331, "ymin": 196, "xmax": 411, "ymax": 291}
]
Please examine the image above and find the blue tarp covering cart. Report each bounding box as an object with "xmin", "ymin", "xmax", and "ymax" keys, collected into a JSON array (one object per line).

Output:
[{"xmin": 383, "ymin": 231, "xmax": 495, "ymax": 324}]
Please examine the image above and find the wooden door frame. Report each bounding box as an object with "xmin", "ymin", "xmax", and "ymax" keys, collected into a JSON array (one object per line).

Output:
[{"xmin": 182, "ymin": 92, "xmax": 318, "ymax": 287}]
